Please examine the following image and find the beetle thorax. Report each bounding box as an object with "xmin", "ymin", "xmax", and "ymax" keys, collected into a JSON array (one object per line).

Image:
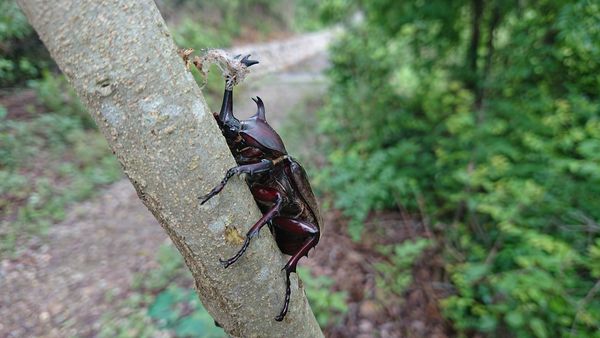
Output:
[{"xmin": 240, "ymin": 118, "xmax": 287, "ymax": 157}]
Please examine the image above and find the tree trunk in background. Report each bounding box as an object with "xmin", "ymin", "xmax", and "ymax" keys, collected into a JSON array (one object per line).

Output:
[{"xmin": 16, "ymin": 0, "xmax": 322, "ymax": 337}]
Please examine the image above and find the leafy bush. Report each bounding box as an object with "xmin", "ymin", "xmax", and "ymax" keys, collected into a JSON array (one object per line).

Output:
[
  {"xmin": 102, "ymin": 243, "xmax": 348, "ymax": 335},
  {"xmin": 298, "ymin": 267, "xmax": 348, "ymax": 327},
  {"xmin": 375, "ymin": 239, "xmax": 431, "ymax": 303},
  {"xmin": 319, "ymin": 0, "xmax": 600, "ymax": 336},
  {"xmin": 98, "ymin": 293, "xmax": 163, "ymax": 338},
  {"xmin": 0, "ymin": 104, "xmax": 121, "ymax": 253},
  {"xmin": 100, "ymin": 244, "xmax": 226, "ymax": 338},
  {"xmin": 28, "ymin": 71, "xmax": 93, "ymax": 128},
  {"xmin": 0, "ymin": 1, "xmax": 52, "ymax": 86},
  {"xmin": 148, "ymin": 286, "xmax": 225, "ymax": 338},
  {"xmin": 102, "ymin": 286, "xmax": 224, "ymax": 338}
]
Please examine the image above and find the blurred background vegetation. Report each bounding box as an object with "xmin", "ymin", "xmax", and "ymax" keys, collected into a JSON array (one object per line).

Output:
[
  {"xmin": 1, "ymin": 0, "xmax": 599, "ymax": 337},
  {"xmin": 317, "ymin": 0, "xmax": 600, "ymax": 337}
]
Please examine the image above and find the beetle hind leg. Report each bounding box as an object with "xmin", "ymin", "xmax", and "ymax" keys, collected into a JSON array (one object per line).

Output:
[
  {"xmin": 274, "ymin": 233, "xmax": 319, "ymax": 321},
  {"xmin": 275, "ymin": 267, "xmax": 293, "ymax": 322}
]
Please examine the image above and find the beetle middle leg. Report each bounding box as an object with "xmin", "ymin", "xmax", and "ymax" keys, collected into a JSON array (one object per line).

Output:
[
  {"xmin": 199, "ymin": 159, "xmax": 275, "ymax": 205},
  {"xmin": 220, "ymin": 185, "xmax": 283, "ymax": 268}
]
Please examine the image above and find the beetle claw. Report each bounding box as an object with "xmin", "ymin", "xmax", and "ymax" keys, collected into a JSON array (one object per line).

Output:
[
  {"xmin": 219, "ymin": 235, "xmax": 252, "ymax": 268},
  {"xmin": 219, "ymin": 258, "xmax": 234, "ymax": 268},
  {"xmin": 198, "ymin": 194, "xmax": 211, "ymax": 205}
]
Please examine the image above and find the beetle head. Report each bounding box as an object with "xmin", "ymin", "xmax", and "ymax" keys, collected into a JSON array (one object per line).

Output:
[{"xmin": 240, "ymin": 97, "xmax": 287, "ymax": 156}]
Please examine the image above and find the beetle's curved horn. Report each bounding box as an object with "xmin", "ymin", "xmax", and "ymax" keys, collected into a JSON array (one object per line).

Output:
[{"xmin": 251, "ymin": 97, "xmax": 266, "ymax": 121}]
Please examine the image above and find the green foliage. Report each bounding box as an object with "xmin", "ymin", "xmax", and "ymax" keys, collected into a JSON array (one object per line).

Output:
[
  {"xmin": 168, "ymin": 1, "xmax": 271, "ymax": 108},
  {"xmin": 132, "ymin": 244, "xmax": 189, "ymax": 291},
  {"xmin": 28, "ymin": 71, "xmax": 94, "ymax": 128},
  {"xmin": 148, "ymin": 287, "xmax": 225, "ymax": 338},
  {"xmin": 103, "ymin": 244, "xmax": 347, "ymax": 335},
  {"xmin": 100, "ymin": 244, "xmax": 226, "ymax": 338},
  {"xmin": 290, "ymin": 0, "xmax": 333, "ymax": 32},
  {"xmin": 0, "ymin": 1, "xmax": 31, "ymax": 41},
  {"xmin": 0, "ymin": 101, "xmax": 121, "ymax": 253},
  {"xmin": 167, "ymin": 0, "xmax": 330, "ymax": 108},
  {"xmin": 103, "ymin": 287, "xmax": 224, "ymax": 338},
  {"xmin": 374, "ymin": 239, "xmax": 431, "ymax": 301},
  {"xmin": 98, "ymin": 293, "xmax": 164, "ymax": 338},
  {"xmin": 298, "ymin": 267, "xmax": 348, "ymax": 327},
  {"xmin": 2, "ymin": 0, "xmax": 297, "ymax": 253},
  {"xmin": 319, "ymin": 0, "xmax": 600, "ymax": 336},
  {"xmin": 0, "ymin": 1, "xmax": 52, "ymax": 86},
  {"xmin": 319, "ymin": 25, "xmax": 435, "ymax": 239},
  {"xmin": 172, "ymin": 19, "xmax": 233, "ymax": 51},
  {"xmin": 317, "ymin": 0, "xmax": 357, "ymax": 25},
  {"xmin": 171, "ymin": 19, "xmax": 233, "ymax": 108},
  {"xmin": 164, "ymin": 0, "xmax": 288, "ymax": 37}
]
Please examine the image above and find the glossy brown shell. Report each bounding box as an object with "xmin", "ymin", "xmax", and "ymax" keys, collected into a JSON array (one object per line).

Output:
[
  {"xmin": 286, "ymin": 158, "xmax": 323, "ymax": 234},
  {"xmin": 241, "ymin": 119, "xmax": 287, "ymax": 156}
]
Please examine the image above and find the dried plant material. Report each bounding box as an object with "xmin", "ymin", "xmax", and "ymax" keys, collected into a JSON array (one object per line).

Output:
[
  {"xmin": 178, "ymin": 48, "xmax": 194, "ymax": 70},
  {"xmin": 178, "ymin": 48, "xmax": 255, "ymax": 90},
  {"xmin": 193, "ymin": 49, "xmax": 253, "ymax": 90}
]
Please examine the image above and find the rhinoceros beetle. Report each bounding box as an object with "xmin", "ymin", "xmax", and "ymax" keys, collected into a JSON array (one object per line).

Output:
[{"xmin": 199, "ymin": 55, "xmax": 322, "ymax": 321}]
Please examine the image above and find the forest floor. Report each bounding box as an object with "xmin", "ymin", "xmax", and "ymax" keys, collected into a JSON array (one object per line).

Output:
[{"xmin": 0, "ymin": 31, "xmax": 450, "ymax": 337}]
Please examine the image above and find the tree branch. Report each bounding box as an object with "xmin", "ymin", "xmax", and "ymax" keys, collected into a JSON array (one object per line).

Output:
[{"xmin": 16, "ymin": 0, "xmax": 322, "ymax": 336}]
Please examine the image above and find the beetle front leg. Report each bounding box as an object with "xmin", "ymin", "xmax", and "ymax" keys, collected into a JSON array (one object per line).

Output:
[{"xmin": 199, "ymin": 160, "xmax": 274, "ymax": 205}]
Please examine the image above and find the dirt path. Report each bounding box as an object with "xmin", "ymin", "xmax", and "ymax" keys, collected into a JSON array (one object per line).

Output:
[
  {"xmin": 1, "ymin": 181, "xmax": 165, "ymax": 337},
  {"xmin": 0, "ymin": 33, "xmax": 333, "ymax": 337}
]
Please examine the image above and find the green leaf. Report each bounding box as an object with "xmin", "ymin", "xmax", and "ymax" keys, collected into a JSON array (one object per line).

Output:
[
  {"xmin": 505, "ymin": 311, "xmax": 525, "ymax": 328},
  {"xmin": 148, "ymin": 289, "xmax": 180, "ymax": 325},
  {"xmin": 529, "ymin": 318, "xmax": 548, "ymax": 338}
]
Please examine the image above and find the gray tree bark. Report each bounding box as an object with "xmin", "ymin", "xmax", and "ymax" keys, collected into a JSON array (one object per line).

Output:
[{"xmin": 16, "ymin": 0, "xmax": 323, "ymax": 337}]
